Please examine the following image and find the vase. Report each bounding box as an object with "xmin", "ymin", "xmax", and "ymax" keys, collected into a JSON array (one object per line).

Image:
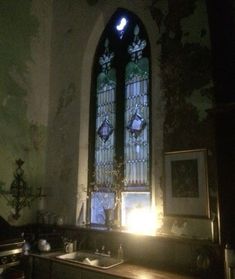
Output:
[{"xmin": 104, "ymin": 208, "xmax": 114, "ymax": 229}]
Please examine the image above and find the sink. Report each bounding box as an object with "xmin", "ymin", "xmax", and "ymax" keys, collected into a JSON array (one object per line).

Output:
[{"xmin": 56, "ymin": 251, "xmax": 124, "ymax": 269}]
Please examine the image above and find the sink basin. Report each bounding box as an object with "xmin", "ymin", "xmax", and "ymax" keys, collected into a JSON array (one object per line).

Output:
[{"xmin": 56, "ymin": 251, "xmax": 124, "ymax": 269}]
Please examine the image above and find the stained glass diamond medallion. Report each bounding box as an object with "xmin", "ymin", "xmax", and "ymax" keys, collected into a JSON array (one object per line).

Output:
[
  {"xmin": 97, "ymin": 118, "xmax": 114, "ymax": 142},
  {"xmin": 127, "ymin": 112, "xmax": 146, "ymax": 138}
]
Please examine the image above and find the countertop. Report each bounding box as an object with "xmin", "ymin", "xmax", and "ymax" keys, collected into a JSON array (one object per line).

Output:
[{"xmin": 29, "ymin": 251, "xmax": 200, "ymax": 279}]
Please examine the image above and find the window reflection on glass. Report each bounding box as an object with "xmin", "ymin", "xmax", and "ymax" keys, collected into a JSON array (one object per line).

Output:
[
  {"xmin": 116, "ymin": 17, "xmax": 128, "ymax": 39},
  {"xmin": 121, "ymin": 192, "xmax": 150, "ymax": 226}
]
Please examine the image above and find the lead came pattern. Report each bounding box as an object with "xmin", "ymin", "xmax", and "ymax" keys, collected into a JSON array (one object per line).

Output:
[
  {"xmin": 95, "ymin": 86, "xmax": 115, "ymax": 186},
  {"xmin": 95, "ymin": 39, "xmax": 116, "ymax": 189},
  {"xmin": 124, "ymin": 78, "xmax": 149, "ymax": 189},
  {"xmin": 124, "ymin": 23, "xmax": 149, "ymax": 190}
]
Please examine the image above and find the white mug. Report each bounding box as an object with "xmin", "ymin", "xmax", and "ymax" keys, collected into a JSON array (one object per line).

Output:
[{"xmin": 65, "ymin": 242, "xmax": 73, "ymax": 253}]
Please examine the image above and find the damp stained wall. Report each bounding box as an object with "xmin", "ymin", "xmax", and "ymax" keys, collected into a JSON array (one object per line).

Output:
[
  {"xmin": 0, "ymin": 0, "xmax": 52, "ymax": 225},
  {"xmin": 151, "ymin": 0, "xmax": 217, "ymax": 239}
]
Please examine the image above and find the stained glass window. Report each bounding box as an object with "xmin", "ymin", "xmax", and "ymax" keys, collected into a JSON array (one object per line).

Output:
[
  {"xmin": 124, "ymin": 24, "xmax": 149, "ymax": 191},
  {"xmin": 89, "ymin": 10, "xmax": 151, "ymax": 227}
]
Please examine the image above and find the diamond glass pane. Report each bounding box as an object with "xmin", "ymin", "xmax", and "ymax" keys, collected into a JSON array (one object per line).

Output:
[
  {"xmin": 97, "ymin": 118, "xmax": 114, "ymax": 142},
  {"xmin": 127, "ymin": 112, "xmax": 146, "ymax": 138}
]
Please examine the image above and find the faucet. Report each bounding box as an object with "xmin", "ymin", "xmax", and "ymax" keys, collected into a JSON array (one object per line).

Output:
[
  {"xmin": 117, "ymin": 244, "xmax": 124, "ymax": 260},
  {"xmin": 95, "ymin": 245, "xmax": 111, "ymax": 257}
]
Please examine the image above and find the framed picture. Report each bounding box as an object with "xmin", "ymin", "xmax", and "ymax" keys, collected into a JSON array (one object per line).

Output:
[{"xmin": 164, "ymin": 149, "xmax": 209, "ymax": 218}]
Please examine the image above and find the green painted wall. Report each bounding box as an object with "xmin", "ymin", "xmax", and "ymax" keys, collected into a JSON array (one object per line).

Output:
[
  {"xmin": 150, "ymin": 0, "xmax": 217, "ymax": 239},
  {"xmin": 0, "ymin": 0, "xmax": 47, "ymax": 224},
  {"xmin": 0, "ymin": 0, "xmax": 218, "ymax": 237}
]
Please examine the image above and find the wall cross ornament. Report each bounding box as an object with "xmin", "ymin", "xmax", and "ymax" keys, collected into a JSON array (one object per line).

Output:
[{"xmin": 0, "ymin": 159, "xmax": 45, "ymax": 219}]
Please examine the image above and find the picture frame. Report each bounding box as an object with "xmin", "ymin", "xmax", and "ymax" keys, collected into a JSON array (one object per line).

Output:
[{"xmin": 164, "ymin": 149, "xmax": 209, "ymax": 218}]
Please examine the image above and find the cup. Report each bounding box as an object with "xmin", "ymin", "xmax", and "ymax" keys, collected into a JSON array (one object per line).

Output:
[{"xmin": 65, "ymin": 242, "xmax": 74, "ymax": 253}]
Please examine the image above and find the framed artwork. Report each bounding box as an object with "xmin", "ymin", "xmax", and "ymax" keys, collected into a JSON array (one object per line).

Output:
[{"xmin": 164, "ymin": 149, "xmax": 209, "ymax": 218}]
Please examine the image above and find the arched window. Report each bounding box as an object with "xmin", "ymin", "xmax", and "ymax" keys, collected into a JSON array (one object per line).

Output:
[{"xmin": 88, "ymin": 9, "xmax": 151, "ymax": 227}]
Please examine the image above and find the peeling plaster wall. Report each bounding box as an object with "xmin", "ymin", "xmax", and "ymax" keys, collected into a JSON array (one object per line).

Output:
[
  {"xmin": 150, "ymin": 0, "xmax": 217, "ymax": 239},
  {"xmin": 0, "ymin": 0, "xmax": 51, "ymax": 225},
  {"xmin": 0, "ymin": 0, "xmax": 218, "ymax": 240}
]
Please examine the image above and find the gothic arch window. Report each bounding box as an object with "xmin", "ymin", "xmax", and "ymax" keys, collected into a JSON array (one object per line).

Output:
[{"xmin": 88, "ymin": 9, "xmax": 151, "ymax": 227}]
